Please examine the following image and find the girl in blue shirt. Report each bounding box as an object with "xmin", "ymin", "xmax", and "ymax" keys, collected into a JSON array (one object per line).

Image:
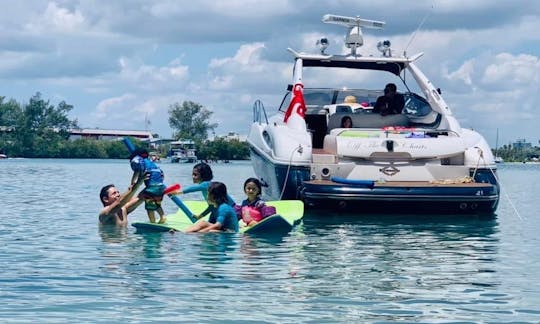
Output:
[
  {"xmin": 180, "ymin": 162, "xmax": 235, "ymax": 220},
  {"xmin": 186, "ymin": 182, "xmax": 239, "ymax": 233}
]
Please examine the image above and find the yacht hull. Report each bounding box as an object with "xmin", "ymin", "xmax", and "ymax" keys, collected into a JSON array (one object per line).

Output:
[
  {"xmin": 249, "ymin": 144, "xmax": 499, "ymax": 215},
  {"xmin": 300, "ymin": 177, "xmax": 499, "ymax": 214}
]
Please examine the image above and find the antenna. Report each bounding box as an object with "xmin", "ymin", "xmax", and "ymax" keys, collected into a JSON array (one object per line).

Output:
[
  {"xmin": 403, "ymin": 4, "xmax": 434, "ymax": 57},
  {"xmin": 144, "ymin": 113, "xmax": 151, "ymax": 131},
  {"xmin": 322, "ymin": 14, "xmax": 385, "ymax": 56}
]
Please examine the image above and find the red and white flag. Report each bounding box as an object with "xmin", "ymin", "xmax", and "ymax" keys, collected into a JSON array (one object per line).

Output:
[{"xmin": 283, "ymin": 83, "xmax": 307, "ymax": 130}]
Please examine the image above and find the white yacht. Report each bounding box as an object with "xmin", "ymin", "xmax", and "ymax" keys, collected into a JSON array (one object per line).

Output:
[{"xmin": 247, "ymin": 14, "xmax": 500, "ymax": 214}]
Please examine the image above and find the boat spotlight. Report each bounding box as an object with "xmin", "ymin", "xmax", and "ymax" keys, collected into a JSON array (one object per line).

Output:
[
  {"xmin": 377, "ymin": 40, "xmax": 392, "ymax": 57},
  {"xmin": 317, "ymin": 37, "xmax": 329, "ymax": 54}
]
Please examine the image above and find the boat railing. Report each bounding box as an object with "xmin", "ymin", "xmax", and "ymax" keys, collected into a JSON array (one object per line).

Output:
[
  {"xmin": 252, "ymin": 99, "xmax": 269, "ymax": 124},
  {"xmin": 381, "ymin": 128, "xmax": 461, "ymax": 138},
  {"xmin": 329, "ymin": 127, "xmax": 461, "ymax": 139}
]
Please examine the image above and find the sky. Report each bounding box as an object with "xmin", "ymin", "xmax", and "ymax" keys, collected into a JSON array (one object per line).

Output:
[{"xmin": 0, "ymin": 0, "xmax": 539, "ymax": 147}]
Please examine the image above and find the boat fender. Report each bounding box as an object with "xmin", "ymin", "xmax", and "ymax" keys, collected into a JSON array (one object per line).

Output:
[{"xmin": 331, "ymin": 176, "xmax": 375, "ymax": 188}]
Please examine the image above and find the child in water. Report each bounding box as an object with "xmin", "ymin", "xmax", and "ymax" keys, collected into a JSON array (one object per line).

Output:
[
  {"xmin": 179, "ymin": 162, "xmax": 235, "ymax": 220},
  {"xmin": 130, "ymin": 148, "xmax": 167, "ymax": 224},
  {"xmin": 237, "ymin": 178, "xmax": 266, "ymax": 226},
  {"xmin": 185, "ymin": 182, "xmax": 239, "ymax": 233},
  {"xmin": 236, "ymin": 178, "xmax": 276, "ymax": 226}
]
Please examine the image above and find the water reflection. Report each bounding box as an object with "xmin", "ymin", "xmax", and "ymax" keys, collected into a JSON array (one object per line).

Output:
[
  {"xmin": 195, "ymin": 233, "xmax": 238, "ymax": 263},
  {"xmin": 137, "ymin": 232, "xmax": 167, "ymax": 260},
  {"xmin": 98, "ymin": 224, "xmax": 130, "ymax": 244},
  {"xmin": 9, "ymin": 159, "xmax": 538, "ymax": 322},
  {"xmin": 283, "ymin": 210, "xmax": 501, "ymax": 312},
  {"xmin": 97, "ymin": 226, "xmax": 176, "ymax": 301}
]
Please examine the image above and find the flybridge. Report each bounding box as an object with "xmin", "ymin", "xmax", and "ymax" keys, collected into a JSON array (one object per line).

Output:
[
  {"xmin": 287, "ymin": 13, "xmax": 417, "ymax": 76},
  {"xmin": 286, "ymin": 13, "xmax": 425, "ymax": 75}
]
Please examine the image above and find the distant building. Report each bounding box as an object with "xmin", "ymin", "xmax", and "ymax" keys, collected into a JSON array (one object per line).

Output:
[
  {"xmin": 218, "ymin": 132, "xmax": 247, "ymax": 142},
  {"xmin": 68, "ymin": 128, "xmax": 154, "ymax": 141},
  {"xmin": 146, "ymin": 138, "xmax": 175, "ymax": 150},
  {"xmin": 512, "ymin": 139, "xmax": 532, "ymax": 150}
]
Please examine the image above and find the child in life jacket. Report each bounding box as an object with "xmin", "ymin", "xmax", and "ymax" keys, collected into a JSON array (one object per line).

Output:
[
  {"xmin": 130, "ymin": 148, "xmax": 166, "ymax": 224},
  {"xmin": 236, "ymin": 178, "xmax": 276, "ymax": 226}
]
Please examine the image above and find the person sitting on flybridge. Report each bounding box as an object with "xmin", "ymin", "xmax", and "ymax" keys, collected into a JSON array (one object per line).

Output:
[
  {"xmin": 332, "ymin": 95, "xmax": 361, "ymax": 114},
  {"xmin": 372, "ymin": 83, "xmax": 405, "ymax": 116}
]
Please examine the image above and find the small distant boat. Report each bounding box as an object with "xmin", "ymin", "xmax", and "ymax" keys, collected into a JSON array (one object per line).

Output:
[
  {"xmin": 0, "ymin": 154, "xmax": 7, "ymax": 159},
  {"xmin": 494, "ymin": 128, "xmax": 503, "ymax": 163},
  {"xmin": 167, "ymin": 140, "xmax": 197, "ymax": 163}
]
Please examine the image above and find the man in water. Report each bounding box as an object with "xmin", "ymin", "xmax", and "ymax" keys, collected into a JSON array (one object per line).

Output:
[{"xmin": 99, "ymin": 177, "xmax": 143, "ymax": 226}]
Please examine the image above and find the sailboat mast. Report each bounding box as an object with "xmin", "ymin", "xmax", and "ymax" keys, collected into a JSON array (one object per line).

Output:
[
  {"xmin": 144, "ymin": 113, "xmax": 150, "ymax": 131},
  {"xmin": 495, "ymin": 128, "xmax": 499, "ymax": 156}
]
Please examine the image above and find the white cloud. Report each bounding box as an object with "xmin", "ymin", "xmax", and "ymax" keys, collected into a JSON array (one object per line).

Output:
[
  {"xmin": 482, "ymin": 53, "xmax": 540, "ymax": 87},
  {"xmin": 118, "ymin": 57, "xmax": 190, "ymax": 92},
  {"xmin": 209, "ymin": 43, "xmax": 265, "ymax": 71},
  {"xmin": 445, "ymin": 59, "xmax": 476, "ymax": 86},
  {"xmin": 24, "ymin": 2, "xmax": 86, "ymax": 33},
  {"xmin": 440, "ymin": 50, "xmax": 540, "ymax": 145},
  {"xmin": 90, "ymin": 93, "xmax": 182, "ymax": 134},
  {"xmin": 149, "ymin": 0, "xmax": 291, "ymax": 18},
  {"xmin": 1, "ymin": 0, "xmax": 540, "ymax": 144},
  {"xmin": 94, "ymin": 94, "xmax": 136, "ymax": 120},
  {"xmin": 206, "ymin": 42, "xmax": 289, "ymax": 93}
]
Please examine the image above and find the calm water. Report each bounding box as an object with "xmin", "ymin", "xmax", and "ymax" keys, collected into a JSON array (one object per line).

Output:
[{"xmin": 1, "ymin": 159, "xmax": 539, "ymax": 323}]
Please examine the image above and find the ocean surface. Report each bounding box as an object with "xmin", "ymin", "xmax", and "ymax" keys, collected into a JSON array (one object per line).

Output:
[{"xmin": 1, "ymin": 159, "xmax": 539, "ymax": 323}]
